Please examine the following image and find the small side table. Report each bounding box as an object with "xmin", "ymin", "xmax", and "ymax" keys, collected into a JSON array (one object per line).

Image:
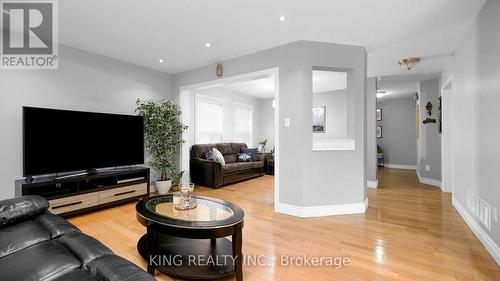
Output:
[{"xmin": 377, "ymin": 153, "xmax": 385, "ymax": 167}]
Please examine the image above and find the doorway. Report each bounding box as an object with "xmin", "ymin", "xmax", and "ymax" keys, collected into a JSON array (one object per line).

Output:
[
  {"xmin": 441, "ymin": 77, "xmax": 453, "ymax": 193},
  {"xmin": 179, "ymin": 68, "xmax": 280, "ymax": 206}
]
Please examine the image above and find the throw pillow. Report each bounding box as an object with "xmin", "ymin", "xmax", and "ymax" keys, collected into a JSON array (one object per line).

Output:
[
  {"xmin": 212, "ymin": 147, "xmax": 225, "ymax": 165},
  {"xmin": 237, "ymin": 153, "xmax": 252, "ymax": 162},
  {"xmin": 241, "ymin": 147, "xmax": 258, "ymax": 161},
  {"xmin": 204, "ymin": 150, "xmax": 217, "ymax": 161}
]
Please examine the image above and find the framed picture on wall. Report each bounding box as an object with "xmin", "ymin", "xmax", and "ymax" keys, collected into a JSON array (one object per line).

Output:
[
  {"xmin": 376, "ymin": 126, "xmax": 382, "ymax": 138},
  {"xmin": 312, "ymin": 106, "xmax": 326, "ymax": 133},
  {"xmin": 376, "ymin": 108, "xmax": 382, "ymax": 121}
]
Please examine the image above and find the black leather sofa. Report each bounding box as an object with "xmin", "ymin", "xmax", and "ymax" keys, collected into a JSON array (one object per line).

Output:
[{"xmin": 0, "ymin": 195, "xmax": 155, "ymax": 281}]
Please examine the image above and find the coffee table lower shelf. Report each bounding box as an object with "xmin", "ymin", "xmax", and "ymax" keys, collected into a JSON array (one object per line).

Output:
[{"xmin": 137, "ymin": 233, "xmax": 235, "ymax": 280}]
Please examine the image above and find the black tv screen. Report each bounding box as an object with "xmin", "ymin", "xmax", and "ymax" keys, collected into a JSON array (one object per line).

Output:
[{"xmin": 23, "ymin": 107, "xmax": 144, "ymax": 176}]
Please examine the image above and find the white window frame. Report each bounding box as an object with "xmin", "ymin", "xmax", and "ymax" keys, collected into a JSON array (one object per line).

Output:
[
  {"xmin": 232, "ymin": 102, "xmax": 253, "ymax": 147},
  {"xmin": 194, "ymin": 94, "xmax": 224, "ymax": 144}
]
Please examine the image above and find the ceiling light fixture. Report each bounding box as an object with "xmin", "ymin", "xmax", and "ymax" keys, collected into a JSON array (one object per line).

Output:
[
  {"xmin": 158, "ymin": 58, "xmax": 164, "ymax": 63},
  {"xmin": 399, "ymin": 57, "xmax": 421, "ymax": 70},
  {"xmin": 279, "ymin": 15, "xmax": 286, "ymax": 21},
  {"xmin": 205, "ymin": 43, "xmax": 211, "ymax": 48}
]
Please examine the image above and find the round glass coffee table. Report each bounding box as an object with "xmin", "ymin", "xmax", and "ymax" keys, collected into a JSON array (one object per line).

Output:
[{"xmin": 136, "ymin": 195, "xmax": 244, "ymax": 281}]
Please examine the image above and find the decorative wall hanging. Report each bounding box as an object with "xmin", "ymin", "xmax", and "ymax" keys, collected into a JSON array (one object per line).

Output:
[{"xmin": 216, "ymin": 64, "xmax": 223, "ymax": 77}]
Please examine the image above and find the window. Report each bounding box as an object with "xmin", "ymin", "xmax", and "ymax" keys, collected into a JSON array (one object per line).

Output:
[
  {"xmin": 233, "ymin": 103, "xmax": 253, "ymax": 146},
  {"xmin": 195, "ymin": 96, "xmax": 224, "ymax": 144}
]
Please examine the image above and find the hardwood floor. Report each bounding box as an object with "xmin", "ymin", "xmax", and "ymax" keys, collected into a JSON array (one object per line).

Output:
[{"xmin": 69, "ymin": 168, "xmax": 500, "ymax": 280}]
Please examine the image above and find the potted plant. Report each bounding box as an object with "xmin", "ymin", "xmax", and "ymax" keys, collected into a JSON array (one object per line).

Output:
[
  {"xmin": 258, "ymin": 139, "xmax": 268, "ymax": 153},
  {"xmin": 136, "ymin": 99, "xmax": 187, "ymax": 194}
]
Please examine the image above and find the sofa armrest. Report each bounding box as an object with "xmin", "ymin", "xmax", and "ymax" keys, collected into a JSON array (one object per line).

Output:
[
  {"xmin": 190, "ymin": 157, "xmax": 223, "ymax": 188},
  {"xmin": 0, "ymin": 195, "xmax": 49, "ymax": 228}
]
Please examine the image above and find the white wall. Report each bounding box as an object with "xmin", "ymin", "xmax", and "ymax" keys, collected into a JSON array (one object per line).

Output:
[
  {"xmin": 191, "ymin": 87, "xmax": 262, "ymax": 147},
  {"xmin": 377, "ymin": 95, "xmax": 417, "ymax": 167},
  {"xmin": 0, "ymin": 46, "xmax": 173, "ymax": 199},
  {"xmin": 417, "ymin": 78, "xmax": 441, "ymax": 181},
  {"xmin": 256, "ymin": 98, "xmax": 275, "ymax": 150},
  {"xmin": 441, "ymin": 0, "xmax": 500, "ymax": 264},
  {"xmin": 312, "ymin": 90, "xmax": 348, "ymax": 140},
  {"xmin": 174, "ymin": 40, "xmax": 367, "ymax": 210}
]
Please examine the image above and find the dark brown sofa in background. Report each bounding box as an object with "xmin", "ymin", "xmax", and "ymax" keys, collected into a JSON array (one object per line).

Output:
[{"xmin": 190, "ymin": 143, "xmax": 264, "ymax": 188}]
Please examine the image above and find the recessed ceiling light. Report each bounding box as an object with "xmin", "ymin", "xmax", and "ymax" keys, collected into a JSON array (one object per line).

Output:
[
  {"xmin": 158, "ymin": 58, "xmax": 164, "ymax": 63},
  {"xmin": 279, "ymin": 15, "xmax": 286, "ymax": 21},
  {"xmin": 205, "ymin": 43, "xmax": 211, "ymax": 48}
]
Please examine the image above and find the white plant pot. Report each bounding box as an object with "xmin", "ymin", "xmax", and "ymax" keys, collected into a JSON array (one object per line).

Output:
[{"xmin": 155, "ymin": 180, "xmax": 172, "ymax": 194}]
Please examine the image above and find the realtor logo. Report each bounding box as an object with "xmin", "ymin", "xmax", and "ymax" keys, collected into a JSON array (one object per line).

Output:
[{"xmin": 1, "ymin": 0, "xmax": 58, "ymax": 69}]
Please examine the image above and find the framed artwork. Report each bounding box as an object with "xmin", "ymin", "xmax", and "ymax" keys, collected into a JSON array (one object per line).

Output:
[
  {"xmin": 376, "ymin": 126, "xmax": 382, "ymax": 138},
  {"xmin": 312, "ymin": 106, "xmax": 326, "ymax": 133},
  {"xmin": 376, "ymin": 108, "xmax": 382, "ymax": 121}
]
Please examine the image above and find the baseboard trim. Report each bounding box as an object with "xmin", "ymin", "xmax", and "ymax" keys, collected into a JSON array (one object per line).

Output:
[
  {"xmin": 384, "ymin": 164, "xmax": 417, "ymax": 170},
  {"xmin": 367, "ymin": 180, "xmax": 378, "ymax": 188},
  {"xmin": 276, "ymin": 200, "xmax": 368, "ymax": 218},
  {"xmin": 452, "ymin": 197, "xmax": 500, "ymax": 266},
  {"xmin": 419, "ymin": 177, "xmax": 442, "ymax": 188}
]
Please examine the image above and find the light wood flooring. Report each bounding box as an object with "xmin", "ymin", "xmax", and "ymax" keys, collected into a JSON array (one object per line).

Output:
[{"xmin": 69, "ymin": 168, "xmax": 500, "ymax": 280}]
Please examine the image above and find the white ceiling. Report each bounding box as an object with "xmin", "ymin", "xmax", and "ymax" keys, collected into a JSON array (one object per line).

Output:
[
  {"xmin": 59, "ymin": 0, "xmax": 486, "ymax": 75},
  {"xmin": 377, "ymin": 73, "xmax": 439, "ymax": 100}
]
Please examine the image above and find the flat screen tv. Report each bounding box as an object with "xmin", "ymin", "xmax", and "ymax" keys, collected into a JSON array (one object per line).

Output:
[{"xmin": 23, "ymin": 107, "xmax": 144, "ymax": 176}]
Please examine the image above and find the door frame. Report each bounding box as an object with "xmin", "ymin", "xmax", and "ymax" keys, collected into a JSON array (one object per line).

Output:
[
  {"xmin": 179, "ymin": 67, "xmax": 280, "ymax": 208},
  {"xmin": 441, "ymin": 76, "xmax": 453, "ymax": 193}
]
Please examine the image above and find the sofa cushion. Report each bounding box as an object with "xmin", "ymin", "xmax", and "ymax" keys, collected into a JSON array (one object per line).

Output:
[
  {"xmin": 0, "ymin": 195, "xmax": 49, "ymax": 228},
  {"xmin": 55, "ymin": 232, "xmax": 113, "ymax": 266},
  {"xmin": 223, "ymin": 154, "xmax": 237, "ymax": 163},
  {"xmin": 241, "ymin": 147, "xmax": 259, "ymax": 161},
  {"xmin": 52, "ymin": 269, "xmax": 100, "ymax": 281},
  {"xmin": 222, "ymin": 161, "xmax": 264, "ymax": 174},
  {"xmin": 212, "ymin": 147, "xmax": 226, "ymax": 164},
  {"xmin": 35, "ymin": 212, "xmax": 80, "ymax": 239},
  {"xmin": 0, "ymin": 220, "xmax": 50, "ymax": 258},
  {"xmin": 191, "ymin": 143, "xmax": 247, "ymax": 159},
  {"xmin": 236, "ymin": 153, "xmax": 252, "ymax": 162},
  {"xmin": 0, "ymin": 240, "xmax": 81, "ymax": 281}
]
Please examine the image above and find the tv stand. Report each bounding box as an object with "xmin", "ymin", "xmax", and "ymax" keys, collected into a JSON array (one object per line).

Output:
[
  {"xmin": 16, "ymin": 166, "xmax": 150, "ymax": 217},
  {"xmin": 55, "ymin": 168, "xmax": 98, "ymax": 180}
]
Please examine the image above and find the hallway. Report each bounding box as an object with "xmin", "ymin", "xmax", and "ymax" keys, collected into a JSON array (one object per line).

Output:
[{"xmin": 369, "ymin": 168, "xmax": 499, "ymax": 280}]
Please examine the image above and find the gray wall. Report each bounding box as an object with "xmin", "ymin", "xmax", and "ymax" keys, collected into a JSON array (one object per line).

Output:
[
  {"xmin": 256, "ymin": 98, "xmax": 275, "ymax": 150},
  {"xmin": 376, "ymin": 95, "xmax": 417, "ymax": 167},
  {"xmin": 0, "ymin": 46, "xmax": 173, "ymax": 200},
  {"xmin": 441, "ymin": 0, "xmax": 500, "ymax": 254},
  {"xmin": 417, "ymin": 78, "xmax": 441, "ymax": 180},
  {"xmin": 191, "ymin": 87, "xmax": 261, "ymax": 147},
  {"xmin": 366, "ymin": 77, "xmax": 377, "ymax": 182},
  {"xmin": 313, "ymin": 90, "xmax": 348, "ymax": 140},
  {"xmin": 173, "ymin": 40, "xmax": 367, "ymax": 207}
]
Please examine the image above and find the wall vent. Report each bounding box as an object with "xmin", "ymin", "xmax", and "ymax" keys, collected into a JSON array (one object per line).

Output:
[{"xmin": 467, "ymin": 190, "xmax": 491, "ymax": 231}]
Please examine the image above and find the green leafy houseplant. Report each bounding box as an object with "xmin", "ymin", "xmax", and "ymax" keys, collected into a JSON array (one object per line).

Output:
[
  {"xmin": 259, "ymin": 139, "xmax": 268, "ymax": 152},
  {"xmin": 136, "ymin": 99, "xmax": 187, "ymax": 191}
]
